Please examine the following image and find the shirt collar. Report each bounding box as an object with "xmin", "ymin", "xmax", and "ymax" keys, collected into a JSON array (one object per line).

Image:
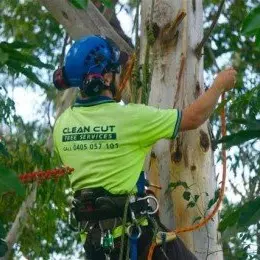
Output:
[{"xmin": 73, "ymin": 96, "xmax": 115, "ymax": 107}]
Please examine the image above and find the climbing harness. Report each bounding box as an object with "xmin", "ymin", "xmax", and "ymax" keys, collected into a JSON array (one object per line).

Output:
[{"xmin": 70, "ymin": 173, "xmax": 160, "ymax": 260}]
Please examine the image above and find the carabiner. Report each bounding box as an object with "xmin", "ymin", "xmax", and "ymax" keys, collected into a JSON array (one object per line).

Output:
[{"xmin": 137, "ymin": 195, "xmax": 159, "ymax": 215}]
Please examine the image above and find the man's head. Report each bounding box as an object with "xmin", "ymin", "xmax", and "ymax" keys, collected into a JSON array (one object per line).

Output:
[{"xmin": 53, "ymin": 35, "xmax": 128, "ymax": 98}]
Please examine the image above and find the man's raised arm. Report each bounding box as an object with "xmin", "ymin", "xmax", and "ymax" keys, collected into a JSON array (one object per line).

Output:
[{"xmin": 180, "ymin": 68, "xmax": 237, "ymax": 131}]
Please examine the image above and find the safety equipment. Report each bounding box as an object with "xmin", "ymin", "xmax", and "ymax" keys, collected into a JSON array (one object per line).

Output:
[
  {"xmin": 53, "ymin": 35, "xmax": 128, "ymax": 92},
  {"xmin": 53, "ymin": 67, "xmax": 70, "ymax": 91}
]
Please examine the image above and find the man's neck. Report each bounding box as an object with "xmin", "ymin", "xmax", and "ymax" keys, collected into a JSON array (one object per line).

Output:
[{"xmin": 80, "ymin": 90, "xmax": 113, "ymax": 100}]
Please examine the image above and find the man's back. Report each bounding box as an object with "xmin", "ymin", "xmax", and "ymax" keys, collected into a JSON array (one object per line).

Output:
[{"xmin": 53, "ymin": 97, "xmax": 181, "ymax": 194}]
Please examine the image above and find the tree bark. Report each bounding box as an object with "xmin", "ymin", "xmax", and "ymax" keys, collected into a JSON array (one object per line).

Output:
[
  {"xmin": 39, "ymin": 0, "xmax": 132, "ymax": 53},
  {"xmin": 140, "ymin": 0, "xmax": 223, "ymax": 259}
]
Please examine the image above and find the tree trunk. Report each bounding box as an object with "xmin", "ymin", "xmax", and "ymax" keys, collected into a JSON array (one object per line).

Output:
[{"xmin": 140, "ymin": 0, "xmax": 223, "ymax": 259}]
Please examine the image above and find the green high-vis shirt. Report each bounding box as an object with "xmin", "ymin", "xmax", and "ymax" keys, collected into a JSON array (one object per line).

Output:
[{"xmin": 53, "ymin": 97, "xmax": 182, "ymax": 194}]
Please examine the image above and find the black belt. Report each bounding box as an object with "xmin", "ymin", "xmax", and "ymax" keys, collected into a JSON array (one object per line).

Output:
[{"xmin": 73, "ymin": 188, "xmax": 129, "ymax": 221}]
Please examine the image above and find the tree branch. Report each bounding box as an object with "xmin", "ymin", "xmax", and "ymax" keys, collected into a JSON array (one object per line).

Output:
[
  {"xmin": 39, "ymin": 0, "xmax": 132, "ymax": 53},
  {"xmin": 59, "ymin": 32, "xmax": 69, "ymax": 67},
  {"xmin": 194, "ymin": 0, "xmax": 225, "ymax": 59}
]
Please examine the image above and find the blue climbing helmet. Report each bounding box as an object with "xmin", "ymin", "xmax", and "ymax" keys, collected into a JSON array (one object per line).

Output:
[{"xmin": 64, "ymin": 35, "xmax": 127, "ymax": 88}]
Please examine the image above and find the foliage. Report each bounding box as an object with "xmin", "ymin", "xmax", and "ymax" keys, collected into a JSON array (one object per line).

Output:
[
  {"xmin": 0, "ymin": 165, "xmax": 25, "ymax": 197},
  {"xmin": 219, "ymin": 197, "xmax": 260, "ymax": 234},
  {"xmin": 0, "ymin": 41, "xmax": 53, "ymax": 89},
  {"xmin": 216, "ymin": 117, "xmax": 260, "ymax": 148},
  {"xmin": 241, "ymin": 6, "xmax": 260, "ymax": 48}
]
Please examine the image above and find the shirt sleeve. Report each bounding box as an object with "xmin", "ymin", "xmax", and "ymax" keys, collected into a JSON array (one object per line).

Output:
[{"xmin": 137, "ymin": 105, "xmax": 182, "ymax": 148}]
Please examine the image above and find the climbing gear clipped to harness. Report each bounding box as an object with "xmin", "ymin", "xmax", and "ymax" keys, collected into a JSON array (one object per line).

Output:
[{"xmin": 71, "ymin": 173, "xmax": 160, "ymax": 260}]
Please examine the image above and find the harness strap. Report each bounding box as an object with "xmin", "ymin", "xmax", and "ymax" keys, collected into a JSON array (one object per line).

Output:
[
  {"xmin": 130, "ymin": 235, "xmax": 138, "ymax": 260},
  {"xmin": 136, "ymin": 171, "xmax": 146, "ymax": 196}
]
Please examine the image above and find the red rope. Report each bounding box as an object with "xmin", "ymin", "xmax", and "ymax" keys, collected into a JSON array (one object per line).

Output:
[
  {"xmin": 115, "ymin": 53, "xmax": 136, "ymax": 102},
  {"xmin": 19, "ymin": 166, "xmax": 74, "ymax": 184}
]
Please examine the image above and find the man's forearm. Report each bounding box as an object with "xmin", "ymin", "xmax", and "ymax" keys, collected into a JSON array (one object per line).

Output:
[
  {"xmin": 179, "ymin": 68, "xmax": 236, "ymax": 131},
  {"xmin": 180, "ymin": 83, "xmax": 223, "ymax": 131}
]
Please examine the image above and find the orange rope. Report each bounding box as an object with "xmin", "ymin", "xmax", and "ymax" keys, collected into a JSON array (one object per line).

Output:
[
  {"xmin": 147, "ymin": 242, "xmax": 157, "ymax": 260},
  {"xmin": 115, "ymin": 53, "xmax": 136, "ymax": 102},
  {"xmin": 147, "ymin": 93, "xmax": 227, "ymax": 259}
]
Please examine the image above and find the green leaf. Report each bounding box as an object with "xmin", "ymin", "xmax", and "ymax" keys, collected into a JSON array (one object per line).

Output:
[
  {"xmin": 0, "ymin": 222, "xmax": 6, "ymax": 239},
  {"xmin": 6, "ymin": 60, "xmax": 49, "ymax": 89},
  {"xmin": 192, "ymin": 216, "xmax": 202, "ymax": 224},
  {"xmin": 241, "ymin": 6, "xmax": 260, "ymax": 35},
  {"xmin": 101, "ymin": 0, "xmax": 112, "ymax": 8},
  {"xmin": 0, "ymin": 143, "xmax": 9, "ymax": 157},
  {"xmin": 183, "ymin": 191, "xmax": 191, "ymax": 201},
  {"xmin": 187, "ymin": 201, "xmax": 196, "ymax": 208},
  {"xmin": 218, "ymin": 209, "xmax": 240, "ymax": 233},
  {"xmin": 167, "ymin": 181, "xmax": 189, "ymax": 193},
  {"xmin": 219, "ymin": 197, "xmax": 260, "ymax": 233},
  {"xmin": 217, "ymin": 129, "xmax": 260, "ymax": 148},
  {"xmin": 231, "ymin": 118, "xmax": 260, "ymax": 130},
  {"xmin": 0, "ymin": 41, "xmax": 35, "ymax": 49},
  {"xmin": 0, "ymin": 49, "xmax": 9, "ymax": 65},
  {"xmin": 69, "ymin": 0, "xmax": 88, "ymax": 9},
  {"xmin": 214, "ymin": 98, "xmax": 230, "ymax": 115},
  {"xmin": 207, "ymin": 189, "xmax": 220, "ymax": 210},
  {"xmin": 194, "ymin": 195, "xmax": 200, "ymax": 203},
  {"xmin": 5, "ymin": 49, "xmax": 53, "ymax": 70},
  {"xmin": 237, "ymin": 197, "xmax": 260, "ymax": 228},
  {"xmin": 0, "ymin": 165, "xmax": 25, "ymax": 196},
  {"xmin": 256, "ymin": 30, "xmax": 260, "ymax": 48},
  {"xmin": 0, "ymin": 239, "xmax": 8, "ymax": 258}
]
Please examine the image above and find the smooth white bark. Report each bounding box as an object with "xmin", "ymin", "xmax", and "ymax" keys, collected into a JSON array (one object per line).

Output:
[{"xmin": 141, "ymin": 0, "xmax": 223, "ymax": 259}]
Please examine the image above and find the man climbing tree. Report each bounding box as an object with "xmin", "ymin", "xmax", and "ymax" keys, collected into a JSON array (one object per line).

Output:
[{"xmin": 53, "ymin": 35, "xmax": 237, "ymax": 260}]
